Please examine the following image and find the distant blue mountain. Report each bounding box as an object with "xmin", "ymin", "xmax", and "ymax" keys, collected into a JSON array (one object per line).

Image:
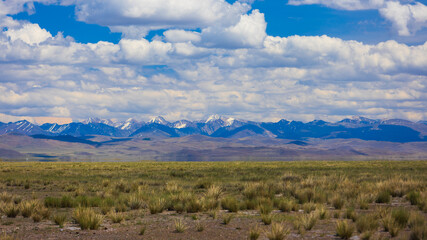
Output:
[
  {"xmin": 0, "ymin": 116, "xmax": 426, "ymax": 143},
  {"xmin": 40, "ymin": 122, "xmax": 126, "ymax": 137}
]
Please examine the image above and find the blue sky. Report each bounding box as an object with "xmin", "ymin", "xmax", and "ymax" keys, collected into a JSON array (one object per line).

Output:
[
  {"xmin": 0, "ymin": 0, "xmax": 426, "ymax": 123},
  {"xmin": 11, "ymin": 1, "xmax": 427, "ymax": 45}
]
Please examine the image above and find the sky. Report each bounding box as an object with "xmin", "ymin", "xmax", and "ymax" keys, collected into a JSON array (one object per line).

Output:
[{"xmin": 0, "ymin": 0, "xmax": 426, "ymax": 123}]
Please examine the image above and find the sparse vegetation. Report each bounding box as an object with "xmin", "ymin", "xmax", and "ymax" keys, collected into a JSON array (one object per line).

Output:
[{"xmin": 0, "ymin": 161, "xmax": 425, "ymax": 239}]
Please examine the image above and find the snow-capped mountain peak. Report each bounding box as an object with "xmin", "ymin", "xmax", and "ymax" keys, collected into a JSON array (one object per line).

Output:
[
  {"xmin": 205, "ymin": 115, "xmax": 237, "ymax": 126},
  {"xmin": 149, "ymin": 116, "xmax": 168, "ymax": 125},
  {"xmin": 82, "ymin": 117, "xmax": 116, "ymax": 126},
  {"xmin": 174, "ymin": 122, "xmax": 187, "ymax": 129},
  {"xmin": 206, "ymin": 114, "xmax": 221, "ymax": 123},
  {"xmin": 225, "ymin": 117, "xmax": 235, "ymax": 126}
]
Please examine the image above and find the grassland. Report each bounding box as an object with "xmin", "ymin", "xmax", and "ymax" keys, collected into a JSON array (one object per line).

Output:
[{"xmin": 0, "ymin": 161, "xmax": 426, "ymax": 239}]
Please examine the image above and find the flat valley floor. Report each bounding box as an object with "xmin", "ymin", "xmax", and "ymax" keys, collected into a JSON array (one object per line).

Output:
[{"xmin": 0, "ymin": 161, "xmax": 426, "ymax": 239}]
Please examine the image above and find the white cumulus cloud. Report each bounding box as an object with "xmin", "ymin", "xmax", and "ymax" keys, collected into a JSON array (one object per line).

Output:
[{"xmin": 288, "ymin": 0, "xmax": 427, "ymax": 36}]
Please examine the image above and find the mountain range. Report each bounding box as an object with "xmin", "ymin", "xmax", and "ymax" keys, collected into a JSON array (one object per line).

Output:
[
  {"xmin": 1, "ymin": 115, "xmax": 426, "ymax": 161},
  {"xmin": 0, "ymin": 115, "xmax": 426, "ymax": 143}
]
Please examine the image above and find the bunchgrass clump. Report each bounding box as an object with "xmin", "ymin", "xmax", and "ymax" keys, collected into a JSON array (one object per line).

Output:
[
  {"xmin": 19, "ymin": 200, "xmax": 37, "ymax": 218},
  {"xmin": 259, "ymin": 201, "xmax": 273, "ymax": 215},
  {"xmin": 205, "ymin": 185, "xmax": 223, "ymax": 200},
  {"xmin": 248, "ymin": 225, "xmax": 261, "ymax": 240},
  {"xmin": 223, "ymin": 214, "xmax": 234, "ymax": 225},
  {"xmin": 139, "ymin": 225, "xmax": 146, "ymax": 235},
  {"xmin": 302, "ymin": 202, "xmax": 316, "ymax": 213},
  {"xmin": 195, "ymin": 221, "xmax": 204, "ymax": 232},
  {"xmin": 408, "ymin": 211, "xmax": 425, "ymax": 229},
  {"xmin": 128, "ymin": 195, "xmax": 145, "ymax": 210},
  {"xmin": 32, "ymin": 213, "xmax": 42, "ymax": 223},
  {"xmin": 317, "ymin": 206, "xmax": 328, "ymax": 220},
  {"xmin": 296, "ymin": 212, "xmax": 318, "ymax": 231},
  {"xmin": 3, "ymin": 203, "xmax": 19, "ymax": 218},
  {"xmin": 344, "ymin": 207, "xmax": 357, "ymax": 222},
  {"xmin": 381, "ymin": 214, "xmax": 401, "ymax": 237},
  {"xmin": 332, "ymin": 196, "xmax": 345, "ymax": 210},
  {"xmin": 108, "ymin": 211, "xmax": 125, "ymax": 223},
  {"xmin": 261, "ymin": 214, "xmax": 273, "ymax": 225},
  {"xmin": 72, "ymin": 207, "xmax": 103, "ymax": 230},
  {"xmin": 406, "ymin": 191, "xmax": 421, "ymax": 205},
  {"xmin": 356, "ymin": 214, "xmax": 379, "ymax": 233},
  {"xmin": 266, "ymin": 222, "xmax": 290, "ymax": 240},
  {"xmin": 391, "ymin": 207, "xmax": 409, "ymax": 228},
  {"xmin": 184, "ymin": 197, "xmax": 203, "ymax": 213},
  {"xmin": 174, "ymin": 218, "xmax": 187, "ymax": 233},
  {"xmin": 375, "ymin": 191, "xmax": 391, "ymax": 204},
  {"xmin": 409, "ymin": 225, "xmax": 427, "ymax": 240},
  {"xmin": 148, "ymin": 198, "xmax": 166, "ymax": 214},
  {"xmin": 53, "ymin": 214, "xmax": 67, "ymax": 228},
  {"xmin": 336, "ymin": 220, "xmax": 354, "ymax": 239},
  {"xmin": 278, "ymin": 199, "xmax": 294, "ymax": 212},
  {"xmin": 221, "ymin": 197, "xmax": 240, "ymax": 213}
]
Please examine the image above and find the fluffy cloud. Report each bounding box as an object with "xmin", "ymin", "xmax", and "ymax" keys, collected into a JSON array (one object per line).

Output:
[
  {"xmin": 0, "ymin": 1, "xmax": 426, "ymax": 122},
  {"xmin": 163, "ymin": 30, "xmax": 201, "ymax": 43},
  {"xmin": 1, "ymin": 21, "xmax": 426, "ymax": 122},
  {"xmin": 287, "ymin": 0, "xmax": 385, "ymax": 10},
  {"xmin": 380, "ymin": 1, "xmax": 427, "ymax": 36},
  {"xmin": 5, "ymin": 23, "xmax": 52, "ymax": 45},
  {"xmin": 200, "ymin": 10, "xmax": 267, "ymax": 48},
  {"xmin": 288, "ymin": 0, "xmax": 427, "ymax": 36},
  {"xmin": 65, "ymin": 0, "xmax": 250, "ymax": 37}
]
